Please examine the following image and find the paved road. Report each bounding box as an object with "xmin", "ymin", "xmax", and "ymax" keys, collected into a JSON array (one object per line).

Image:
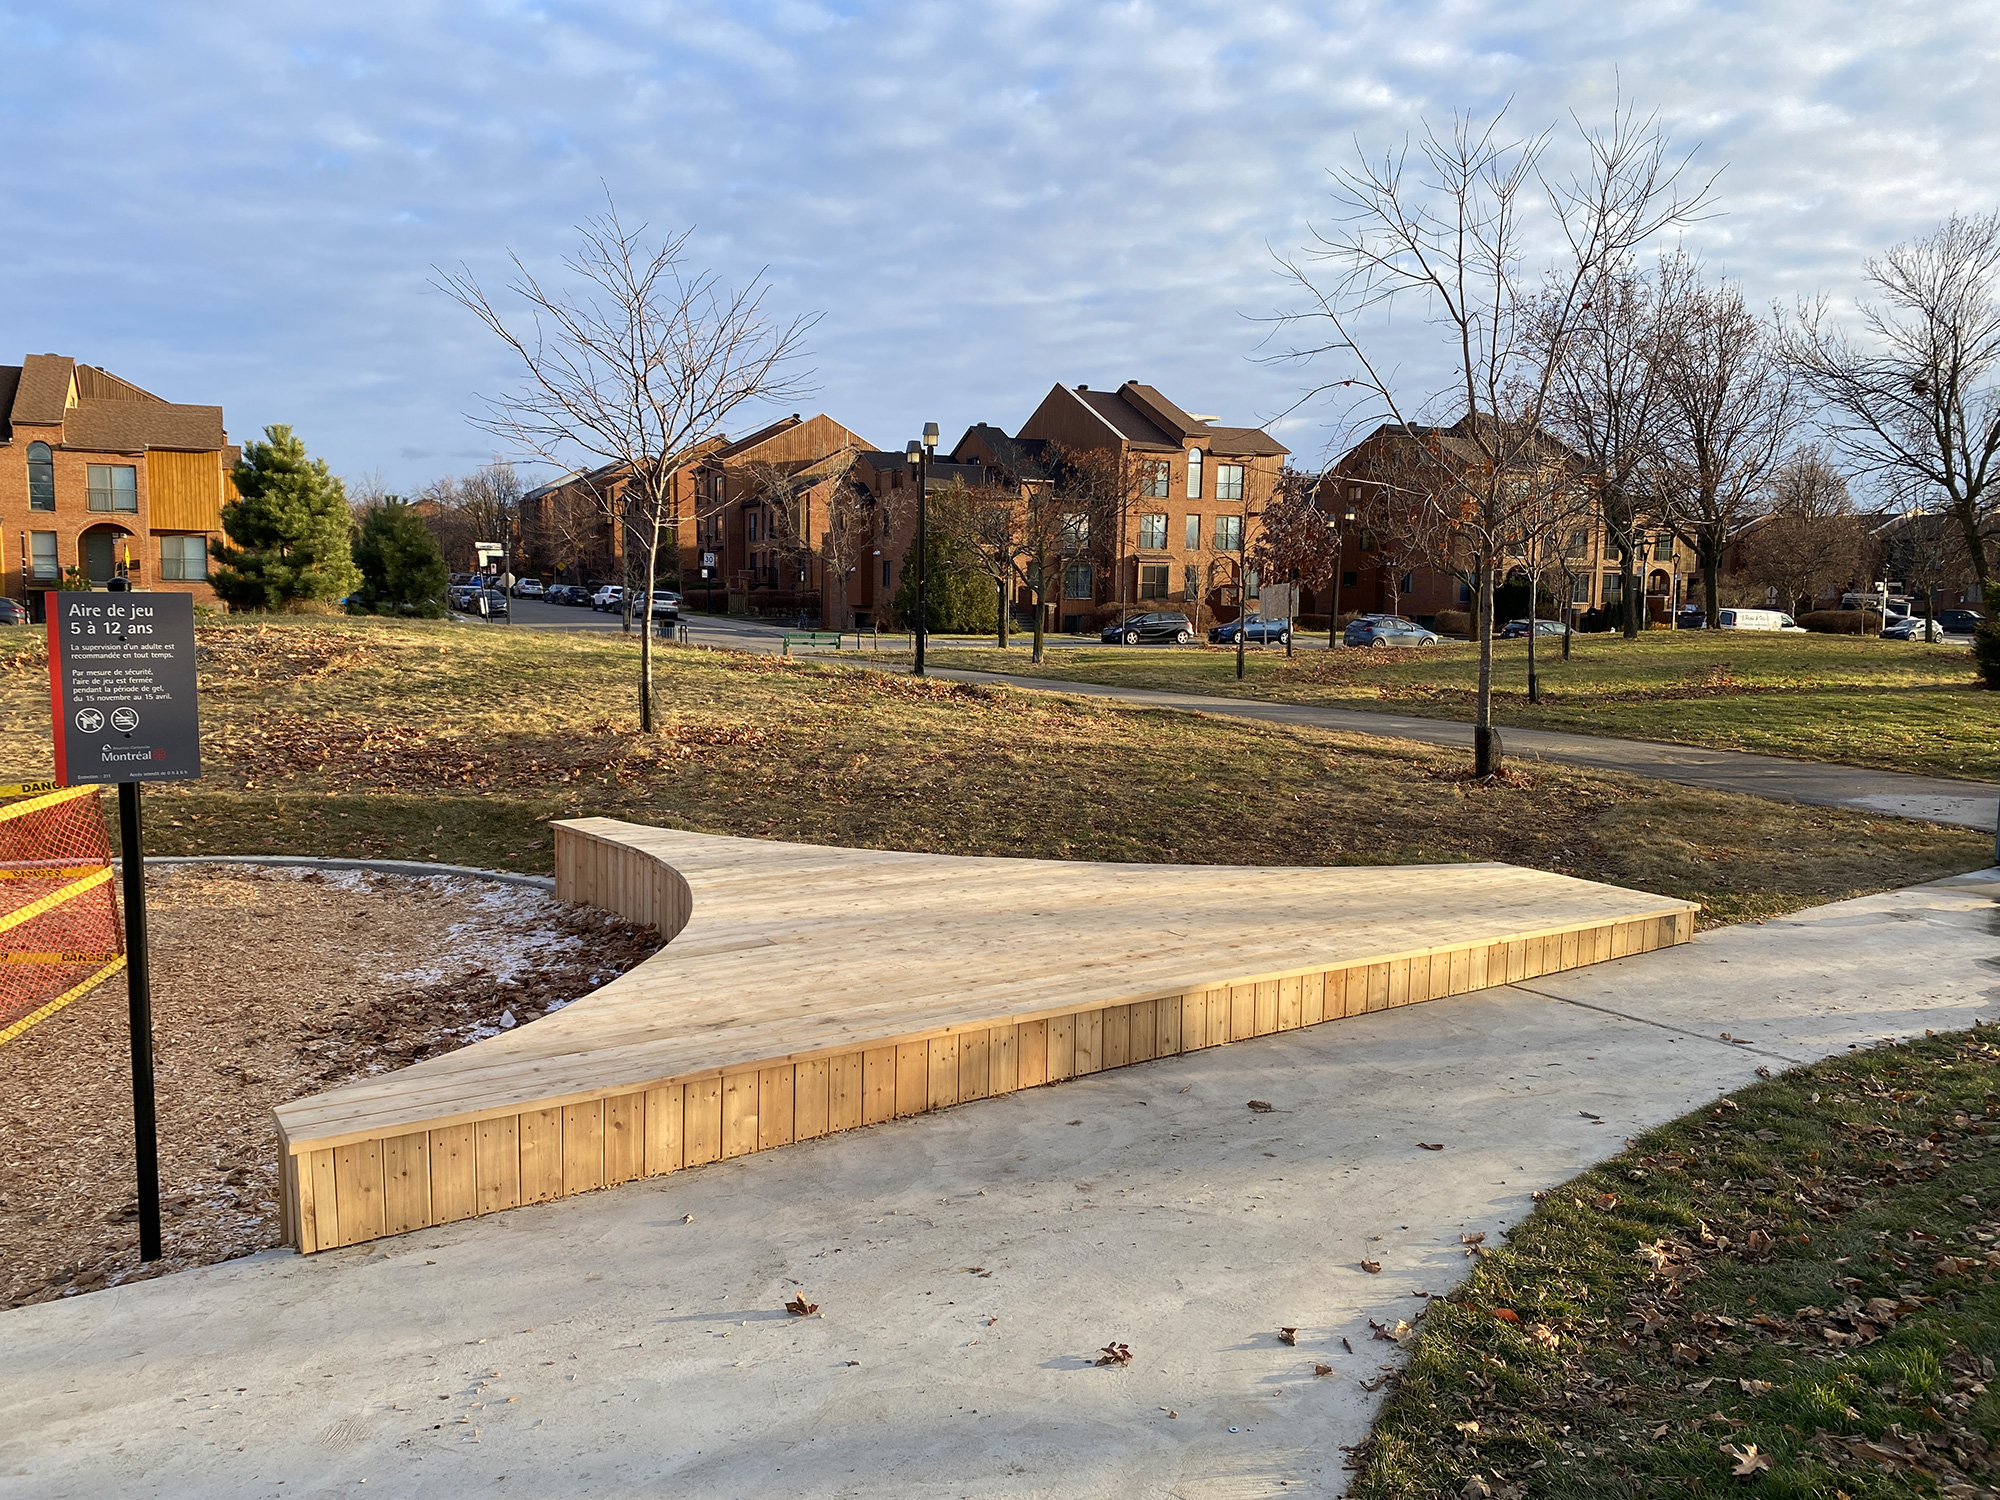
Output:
[
  {"xmin": 7, "ymin": 870, "xmax": 1997, "ymax": 1498},
  {"xmin": 462, "ymin": 605, "xmax": 2000, "ymax": 833}
]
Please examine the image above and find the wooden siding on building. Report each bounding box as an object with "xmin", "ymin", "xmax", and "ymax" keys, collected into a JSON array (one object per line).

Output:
[{"xmin": 145, "ymin": 449, "xmax": 225, "ymax": 533}]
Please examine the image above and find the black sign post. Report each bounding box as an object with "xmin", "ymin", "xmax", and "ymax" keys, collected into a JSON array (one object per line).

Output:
[{"xmin": 46, "ymin": 588, "xmax": 201, "ymax": 1264}]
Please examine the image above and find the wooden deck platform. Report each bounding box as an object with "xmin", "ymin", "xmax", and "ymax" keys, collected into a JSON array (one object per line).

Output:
[{"xmin": 274, "ymin": 820, "xmax": 1699, "ymax": 1252}]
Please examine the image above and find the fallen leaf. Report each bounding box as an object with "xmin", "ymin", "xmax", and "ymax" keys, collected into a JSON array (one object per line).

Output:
[
  {"xmin": 1578, "ymin": 1111, "xmax": 1603, "ymax": 1121},
  {"xmin": 1488, "ymin": 1308, "xmax": 1520, "ymax": 1324},
  {"xmin": 1314, "ymin": 1363, "xmax": 1333, "ymax": 1377},
  {"xmin": 1342, "ymin": 1337, "xmax": 1354, "ymax": 1354},
  {"xmin": 1096, "ymin": 1342, "xmax": 1133, "ymax": 1367},
  {"xmin": 1360, "ymin": 1260, "xmax": 1382, "ymax": 1274},
  {"xmin": 1650, "ymin": 1423, "xmax": 1671, "ymax": 1439},
  {"xmin": 1722, "ymin": 1442, "xmax": 1771, "ymax": 1477},
  {"xmin": 1754, "ymin": 1066, "xmax": 1772, "ymax": 1079},
  {"xmin": 785, "ymin": 1294, "xmax": 819, "ymax": 1317},
  {"xmin": 1418, "ymin": 1142, "xmax": 1446, "ymax": 1151},
  {"xmin": 1278, "ymin": 1327, "xmax": 1299, "ymax": 1345},
  {"xmin": 1359, "ymin": 1373, "xmax": 1390, "ymax": 1392},
  {"xmin": 1460, "ymin": 1476, "xmax": 1492, "ymax": 1500},
  {"xmin": 1529, "ymin": 1324, "xmax": 1560, "ymax": 1350},
  {"xmin": 1247, "ymin": 1100, "xmax": 1276, "ymax": 1112},
  {"xmin": 1739, "ymin": 1378, "xmax": 1771, "ymax": 1395},
  {"xmin": 1594, "ymin": 1192, "xmax": 1619, "ymax": 1211},
  {"xmin": 1685, "ymin": 1378, "xmax": 1715, "ymax": 1396},
  {"xmin": 1461, "ymin": 1232, "xmax": 1487, "ymax": 1246}
]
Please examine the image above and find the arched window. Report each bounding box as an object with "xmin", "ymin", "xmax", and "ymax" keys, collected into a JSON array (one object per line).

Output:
[
  {"xmin": 27, "ymin": 442, "xmax": 54, "ymax": 511},
  {"xmin": 1186, "ymin": 447, "xmax": 1204, "ymax": 500}
]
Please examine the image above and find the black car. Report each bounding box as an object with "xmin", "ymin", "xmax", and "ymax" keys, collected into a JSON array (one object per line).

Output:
[
  {"xmin": 1938, "ymin": 609, "xmax": 1986, "ymax": 634},
  {"xmin": 1102, "ymin": 611, "xmax": 1195, "ymax": 645},
  {"xmin": 0, "ymin": 598, "xmax": 26, "ymax": 625},
  {"xmin": 546, "ymin": 584, "xmax": 589, "ymax": 605}
]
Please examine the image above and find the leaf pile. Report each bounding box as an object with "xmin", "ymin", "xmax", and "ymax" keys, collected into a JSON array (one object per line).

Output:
[{"xmin": 1351, "ymin": 1026, "xmax": 2000, "ymax": 1499}]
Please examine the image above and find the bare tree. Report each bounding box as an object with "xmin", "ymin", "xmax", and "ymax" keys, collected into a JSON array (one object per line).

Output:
[
  {"xmin": 1272, "ymin": 105, "xmax": 1708, "ymax": 772},
  {"xmin": 1540, "ymin": 264, "xmax": 1667, "ymax": 639},
  {"xmin": 436, "ymin": 199, "xmax": 817, "ymax": 731},
  {"xmin": 1510, "ymin": 465, "xmax": 1598, "ymax": 690},
  {"xmin": 1651, "ymin": 254, "xmax": 1798, "ymax": 628},
  {"xmin": 1248, "ymin": 467, "xmax": 1340, "ymax": 647},
  {"xmin": 929, "ymin": 478, "xmax": 1030, "ymax": 648},
  {"xmin": 1782, "ymin": 212, "xmax": 2000, "ymax": 609},
  {"xmin": 1736, "ymin": 448, "xmax": 1864, "ymax": 615},
  {"xmin": 1035, "ymin": 445, "xmax": 1124, "ymax": 663},
  {"xmin": 749, "ymin": 442, "xmax": 868, "ymax": 625}
]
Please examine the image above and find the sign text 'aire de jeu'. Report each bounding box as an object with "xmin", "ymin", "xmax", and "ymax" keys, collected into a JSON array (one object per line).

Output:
[{"xmin": 46, "ymin": 592, "xmax": 203, "ymax": 786}]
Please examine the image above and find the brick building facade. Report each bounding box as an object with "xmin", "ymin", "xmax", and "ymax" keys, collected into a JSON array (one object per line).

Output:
[{"xmin": 1, "ymin": 355, "xmax": 234, "ymax": 618}]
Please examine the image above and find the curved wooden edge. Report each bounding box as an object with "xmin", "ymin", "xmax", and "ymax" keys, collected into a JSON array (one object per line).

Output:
[{"xmin": 276, "ymin": 824, "xmax": 1698, "ymax": 1254}]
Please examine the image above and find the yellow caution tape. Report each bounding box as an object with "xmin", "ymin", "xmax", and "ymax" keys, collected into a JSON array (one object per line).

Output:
[
  {"xmin": 0, "ymin": 785, "xmax": 98, "ymax": 824},
  {"xmin": 0, "ymin": 865, "xmax": 114, "ymax": 937},
  {"xmin": 0, "ymin": 951, "xmax": 123, "ymax": 964},
  {"xmin": 0, "ymin": 866, "xmax": 108, "ymax": 881},
  {"xmin": 0, "ymin": 954, "xmax": 127, "ymax": 1048},
  {"xmin": 0, "ymin": 779, "xmax": 62, "ymax": 800}
]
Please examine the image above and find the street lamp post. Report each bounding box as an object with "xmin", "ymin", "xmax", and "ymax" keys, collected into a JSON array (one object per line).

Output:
[
  {"xmin": 908, "ymin": 422, "xmax": 938, "ymax": 675},
  {"xmin": 1326, "ymin": 499, "xmax": 1356, "ymax": 649}
]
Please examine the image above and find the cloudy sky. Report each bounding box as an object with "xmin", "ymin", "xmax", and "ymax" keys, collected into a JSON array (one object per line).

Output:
[{"xmin": 3, "ymin": 1, "xmax": 1996, "ymax": 489}]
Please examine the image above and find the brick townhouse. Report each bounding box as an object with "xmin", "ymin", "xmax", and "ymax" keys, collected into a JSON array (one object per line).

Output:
[
  {"xmin": 0, "ymin": 354, "xmax": 235, "ymax": 618},
  {"xmin": 1323, "ymin": 415, "xmax": 1690, "ymax": 626},
  {"xmin": 979, "ymin": 380, "xmax": 1289, "ymax": 629}
]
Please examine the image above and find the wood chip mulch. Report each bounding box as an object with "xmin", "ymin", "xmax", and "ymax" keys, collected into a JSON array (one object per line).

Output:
[{"xmin": 0, "ymin": 865, "xmax": 662, "ymax": 1309}]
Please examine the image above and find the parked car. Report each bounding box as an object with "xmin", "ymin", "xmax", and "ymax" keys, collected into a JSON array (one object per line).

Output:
[
  {"xmin": 1102, "ymin": 611, "xmax": 1196, "ymax": 645},
  {"xmin": 1343, "ymin": 614, "xmax": 1441, "ymax": 648},
  {"xmin": 1714, "ymin": 608, "xmax": 1806, "ymax": 632},
  {"xmin": 1938, "ymin": 609, "xmax": 1986, "ymax": 635},
  {"xmin": 1499, "ymin": 618, "xmax": 1569, "ymax": 639},
  {"xmin": 592, "ymin": 585, "xmax": 625, "ymax": 612},
  {"xmin": 1207, "ymin": 615, "xmax": 1291, "ymax": 646},
  {"xmin": 0, "ymin": 598, "xmax": 26, "ymax": 625},
  {"xmin": 511, "ymin": 577, "xmax": 544, "ymax": 599},
  {"xmin": 648, "ymin": 590, "xmax": 681, "ymax": 619},
  {"xmin": 1881, "ymin": 615, "xmax": 1934, "ymax": 640}
]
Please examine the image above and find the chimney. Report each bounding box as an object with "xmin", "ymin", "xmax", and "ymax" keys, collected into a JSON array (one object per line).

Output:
[{"xmin": 1076, "ymin": 384, "xmax": 1088, "ymax": 392}]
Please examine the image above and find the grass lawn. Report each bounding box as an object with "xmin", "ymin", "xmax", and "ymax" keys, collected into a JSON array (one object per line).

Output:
[
  {"xmin": 1353, "ymin": 1026, "xmax": 2000, "ymax": 1499},
  {"xmin": 919, "ymin": 632, "xmax": 2000, "ymax": 782},
  {"xmin": 0, "ymin": 618, "xmax": 1987, "ymax": 925}
]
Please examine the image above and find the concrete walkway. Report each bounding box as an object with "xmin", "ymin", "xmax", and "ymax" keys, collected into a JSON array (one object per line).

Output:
[
  {"xmin": 6, "ymin": 870, "xmax": 1999, "ymax": 1499},
  {"xmin": 918, "ymin": 666, "xmax": 2000, "ymax": 834}
]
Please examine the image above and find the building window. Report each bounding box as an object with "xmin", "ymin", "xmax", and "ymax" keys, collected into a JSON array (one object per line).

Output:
[
  {"xmin": 1064, "ymin": 562, "xmax": 1093, "ymax": 600},
  {"xmin": 27, "ymin": 442, "xmax": 55, "ymax": 511},
  {"xmin": 1186, "ymin": 448, "xmax": 1203, "ymax": 500},
  {"xmin": 29, "ymin": 531, "xmax": 59, "ymax": 582},
  {"xmin": 1138, "ymin": 512, "xmax": 1169, "ymax": 550},
  {"xmin": 1400, "ymin": 573, "xmax": 1414, "ymax": 595},
  {"xmin": 1342, "ymin": 570, "xmax": 1358, "ymax": 589},
  {"xmin": 747, "ymin": 510, "xmax": 760, "ymax": 542},
  {"xmin": 1213, "ymin": 514, "xmax": 1242, "ymax": 551},
  {"xmin": 1184, "ymin": 564, "xmax": 1200, "ymax": 600},
  {"xmin": 882, "ymin": 559, "xmax": 891, "ymax": 587},
  {"xmin": 1061, "ymin": 513, "xmax": 1090, "ymax": 549},
  {"xmin": 1603, "ymin": 572, "xmax": 1624, "ymax": 601},
  {"xmin": 1245, "ymin": 567, "xmax": 1261, "ymax": 600},
  {"xmin": 1144, "ymin": 462, "xmax": 1170, "ymax": 499},
  {"xmin": 86, "ymin": 464, "xmax": 138, "ymax": 513},
  {"xmin": 1215, "ymin": 464, "xmax": 1245, "ymax": 502},
  {"xmin": 160, "ymin": 535, "xmax": 209, "ymax": 581},
  {"xmin": 1565, "ymin": 527, "xmax": 1590, "ymax": 560},
  {"xmin": 1184, "ymin": 514, "xmax": 1201, "ymax": 550},
  {"xmin": 1139, "ymin": 563, "xmax": 1169, "ymax": 599},
  {"xmin": 1570, "ymin": 574, "xmax": 1591, "ymax": 604}
]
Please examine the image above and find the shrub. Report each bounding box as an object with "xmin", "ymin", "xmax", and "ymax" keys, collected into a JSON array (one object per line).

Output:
[
  {"xmin": 1975, "ymin": 622, "xmax": 2000, "ymax": 688},
  {"xmin": 1431, "ymin": 609, "xmax": 1473, "ymax": 638},
  {"xmin": 1799, "ymin": 609, "xmax": 1882, "ymax": 634}
]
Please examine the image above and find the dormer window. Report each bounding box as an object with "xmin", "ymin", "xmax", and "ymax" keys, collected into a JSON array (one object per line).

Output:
[
  {"xmin": 1186, "ymin": 448, "xmax": 1203, "ymax": 500},
  {"xmin": 27, "ymin": 442, "xmax": 54, "ymax": 510}
]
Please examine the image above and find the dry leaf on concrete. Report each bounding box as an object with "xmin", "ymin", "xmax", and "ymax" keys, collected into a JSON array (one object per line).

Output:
[
  {"xmin": 1314, "ymin": 1363, "xmax": 1332, "ymax": 1376},
  {"xmin": 1417, "ymin": 1142, "xmax": 1445, "ymax": 1151},
  {"xmin": 785, "ymin": 1294, "xmax": 819, "ymax": 1316},
  {"xmin": 1247, "ymin": 1100, "xmax": 1275, "ymax": 1112},
  {"xmin": 1278, "ymin": 1327, "xmax": 1298, "ymax": 1345},
  {"xmin": 1096, "ymin": 1342, "xmax": 1133, "ymax": 1367},
  {"xmin": 1360, "ymin": 1259, "xmax": 1383, "ymax": 1273}
]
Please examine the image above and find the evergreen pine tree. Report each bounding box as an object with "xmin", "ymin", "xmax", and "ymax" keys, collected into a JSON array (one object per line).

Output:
[
  {"xmin": 892, "ymin": 529, "xmax": 997, "ymax": 633},
  {"xmin": 350, "ymin": 499, "xmax": 449, "ymax": 617},
  {"xmin": 211, "ymin": 425, "xmax": 362, "ymax": 611}
]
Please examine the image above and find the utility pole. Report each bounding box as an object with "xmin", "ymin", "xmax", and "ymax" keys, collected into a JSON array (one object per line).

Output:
[{"xmin": 909, "ymin": 422, "xmax": 938, "ymax": 676}]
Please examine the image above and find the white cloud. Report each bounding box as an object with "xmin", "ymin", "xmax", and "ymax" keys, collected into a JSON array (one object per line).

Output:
[{"xmin": 0, "ymin": 0, "xmax": 1996, "ymax": 481}]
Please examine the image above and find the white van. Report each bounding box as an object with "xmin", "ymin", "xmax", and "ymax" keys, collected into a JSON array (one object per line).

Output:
[{"xmin": 1715, "ymin": 608, "xmax": 1806, "ymax": 632}]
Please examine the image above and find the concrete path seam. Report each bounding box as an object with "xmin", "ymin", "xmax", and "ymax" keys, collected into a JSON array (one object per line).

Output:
[{"xmin": 1506, "ymin": 981, "xmax": 1810, "ymax": 1065}]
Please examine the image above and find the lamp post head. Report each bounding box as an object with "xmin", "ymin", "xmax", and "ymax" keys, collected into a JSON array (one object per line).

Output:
[
  {"xmin": 922, "ymin": 422, "xmax": 939, "ymax": 451},
  {"xmin": 905, "ymin": 440, "xmax": 922, "ymax": 466}
]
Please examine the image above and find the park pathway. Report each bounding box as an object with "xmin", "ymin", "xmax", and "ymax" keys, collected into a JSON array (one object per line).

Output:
[{"xmin": 6, "ymin": 870, "xmax": 1998, "ymax": 1498}]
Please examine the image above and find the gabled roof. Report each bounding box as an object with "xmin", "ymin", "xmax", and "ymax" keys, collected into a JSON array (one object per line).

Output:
[
  {"xmin": 4, "ymin": 354, "xmax": 227, "ymax": 451},
  {"xmin": 1073, "ymin": 388, "xmax": 1176, "ymax": 449},
  {"xmin": 1031, "ymin": 381, "xmax": 1289, "ymax": 458},
  {"xmin": 12, "ymin": 354, "xmax": 76, "ymax": 427},
  {"xmin": 710, "ymin": 416, "xmax": 802, "ymax": 462},
  {"xmin": 953, "ymin": 424, "xmax": 1052, "ymax": 481}
]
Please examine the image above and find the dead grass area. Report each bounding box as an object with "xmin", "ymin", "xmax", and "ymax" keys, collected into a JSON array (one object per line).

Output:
[
  {"xmin": 0, "ymin": 618, "xmax": 1987, "ymax": 926},
  {"xmin": 0, "ymin": 864, "xmax": 659, "ymax": 1309}
]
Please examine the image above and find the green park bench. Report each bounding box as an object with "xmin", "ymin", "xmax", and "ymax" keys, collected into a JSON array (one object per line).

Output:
[{"xmin": 781, "ymin": 631, "xmax": 846, "ymax": 657}]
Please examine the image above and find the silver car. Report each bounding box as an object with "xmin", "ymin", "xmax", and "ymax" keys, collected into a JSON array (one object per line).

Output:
[{"xmin": 1343, "ymin": 614, "xmax": 1441, "ymax": 648}]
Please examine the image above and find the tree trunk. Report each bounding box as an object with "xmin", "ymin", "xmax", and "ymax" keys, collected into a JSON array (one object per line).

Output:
[
  {"xmin": 1526, "ymin": 564, "xmax": 1541, "ymax": 705},
  {"xmin": 1702, "ymin": 534, "xmax": 1721, "ymax": 631},
  {"xmin": 638, "ymin": 515, "xmax": 661, "ymax": 733},
  {"xmin": 1031, "ymin": 559, "xmax": 1047, "ymax": 665},
  {"xmin": 1475, "ymin": 554, "xmax": 1501, "ymax": 776},
  {"xmin": 997, "ymin": 575, "xmax": 1009, "ymax": 648},
  {"xmin": 1950, "ymin": 500, "xmax": 1998, "ymax": 612},
  {"xmin": 1559, "ymin": 565, "xmax": 1574, "ymax": 660},
  {"xmin": 1620, "ymin": 543, "xmax": 1640, "ymax": 640}
]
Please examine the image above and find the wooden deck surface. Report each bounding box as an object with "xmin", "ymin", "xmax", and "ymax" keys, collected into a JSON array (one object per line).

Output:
[{"xmin": 273, "ymin": 820, "xmax": 1698, "ymax": 1252}]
